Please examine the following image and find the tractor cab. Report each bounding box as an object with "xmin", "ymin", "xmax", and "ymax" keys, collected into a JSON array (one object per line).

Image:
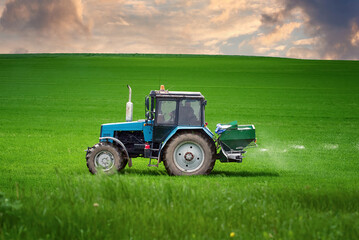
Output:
[{"xmin": 145, "ymin": 88, "xmax": 207, "ymax": 143}]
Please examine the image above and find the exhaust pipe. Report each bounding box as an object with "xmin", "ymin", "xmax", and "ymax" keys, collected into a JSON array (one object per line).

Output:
[{"xmin": 126, "ymin": 85, "xmax": 133, "ymax": 122}]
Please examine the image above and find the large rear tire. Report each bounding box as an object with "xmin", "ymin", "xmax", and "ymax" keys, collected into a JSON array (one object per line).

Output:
[
  {"xmin": 86, "ymin": 142, "xmax": 127, "ymax": 174},
  {"xmin": 163, "ymin": 132, "xmax": 216, "ymax": 176}
]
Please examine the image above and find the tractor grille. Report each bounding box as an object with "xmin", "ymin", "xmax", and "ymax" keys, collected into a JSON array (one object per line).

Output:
[
  {"xmin": 114, "ymin": 131, "xmax": 145, "ymax": 145},
  {"xmin": 114, "ymin": 131, "xmax": 145, "ymax": 158}
]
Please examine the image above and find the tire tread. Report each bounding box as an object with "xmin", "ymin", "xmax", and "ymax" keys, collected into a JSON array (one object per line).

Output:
[{"xmin": 86, "ymin": 142, "xmax": 127, "ymax": 174}]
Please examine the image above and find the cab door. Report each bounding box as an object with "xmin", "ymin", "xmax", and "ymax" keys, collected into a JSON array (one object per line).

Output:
[{"xmin": 153, "ymin": 99, "xmax": 178, "ymax": 143}]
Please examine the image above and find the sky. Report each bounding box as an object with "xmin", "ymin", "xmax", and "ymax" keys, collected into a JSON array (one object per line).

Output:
[{"xmin": 0, "ymin": 0, "xmax": 358, "ymax": 60}]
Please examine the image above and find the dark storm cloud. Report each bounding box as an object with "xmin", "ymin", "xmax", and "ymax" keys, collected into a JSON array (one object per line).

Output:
[
  {"xmin": 263, "ymin": 0, "xmax": 359, "ymax": 59},
  {"xmin": 284, "ymin": 0, "xmax": 359, "ymax": 29},
  {"xmin": 0, "ymin": 0, "xmax": 90, "ymax": 38}
]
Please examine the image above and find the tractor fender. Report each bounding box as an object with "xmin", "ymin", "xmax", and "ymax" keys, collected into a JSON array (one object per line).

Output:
[
  {"xmin": 99, "ymin": 137, "xmax": 132, "ymax": 167},
  {"xmin": 158, "ymin": 126, "xmax": 214, "ymax": 162}
]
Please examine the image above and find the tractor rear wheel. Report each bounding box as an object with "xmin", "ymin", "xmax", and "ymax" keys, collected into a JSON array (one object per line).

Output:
[
  {"xmin": 86, "ymin": 142, "xmax": 127, "ymax": 174},
  {"xmin": 163, "ymin": 132, "xmax": 216, "ymax": 175}
]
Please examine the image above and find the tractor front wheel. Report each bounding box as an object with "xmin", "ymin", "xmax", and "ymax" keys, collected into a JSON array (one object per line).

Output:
[
  {"xmin": 86, "ymin": 142, "xmax": 127, "ymax": 174},
  {"xmin": 163, "ymin": 132, "xmax": 216, "ymax": 175}
]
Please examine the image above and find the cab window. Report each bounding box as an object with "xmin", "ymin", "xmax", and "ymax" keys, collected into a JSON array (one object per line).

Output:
[
  {"xmin": 178, "ymin": 100, "xmax": 201, "ymax": 126},
  {"xmin": 156, "ymin": 100, "xmax": 177, "ymax": 125}
]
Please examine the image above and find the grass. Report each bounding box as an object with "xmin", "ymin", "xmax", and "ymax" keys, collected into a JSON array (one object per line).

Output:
[{"xmin": 0, "ymin": 54, "xmax": 358, "ymax": 239}]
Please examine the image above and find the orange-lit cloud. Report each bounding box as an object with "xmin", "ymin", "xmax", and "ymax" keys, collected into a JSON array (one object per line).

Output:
[
  {"xmin": 251, "ymin": 22, "xmax": 301, "ymax": 47},
  {"xmin": 286, "ymin": 47, "xmax": 320, "ymax": 59},
  {"xmin": 293, "ymin": 37, "xmax": 318, "ymax": 46},
  {"xmin": 351, "ymin": 21, "xmax": 359, "ymax": 46}
]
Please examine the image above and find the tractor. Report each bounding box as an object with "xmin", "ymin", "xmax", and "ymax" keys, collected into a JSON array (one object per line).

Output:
[{"xmin": 86, "ymin": 85, "xmax": 256, "ymax": 176}]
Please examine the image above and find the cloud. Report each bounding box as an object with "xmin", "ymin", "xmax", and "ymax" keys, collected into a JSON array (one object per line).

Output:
[
  {"xmin": 274, "ymin": 45, "xmax": 286, "ymax": 51},
  {"xmin": 293, "ymin": 37, "xmax": 318, "ymax": 46},
  {"xmin": 265, "ymin": 0, "xmax": 359, "ymax": 60},
  {"xmin": 208, "ymin": 0, "xmax": 255, "ymax": 23},
  {"xmin": 0, "ymin": 0, "xmax": 90, "ymax": 38},
  {"xmin": 155, "ymin": 0, "xmax": 166, "ymax": 5},
  {"xmin": 351, "ymin": 21, "xmax": 359, "ymax": 46},
  {"xmin": 79, "ymin": 0, "xmax": 268, "ymax": 54},
  {"xmin": 11, "ymin": 47, "xmax": 28, "ymax": 54},
  {"xmin": 251, "ymin": 22, "xmax": 301, "ymax": 47},
  {"xmin": 0, "ymin": 0, "xmax": 276, "ymax": 55},
  {"xmin": 193, "ymin": 15, "xmax": 261, "ymax": 43},
  {"xmin": 261, "ymin": 12, "xmax": 284, "ymax": 25},
  {"xmin": 286, "ymin": 47, "xmax": 320, "ymax": 59},
  {"xmin": 106, "ymin": 17, "xmax": 130, "ymax": 26},
  {"xmin": 0, "ymin": 0, "xmax": 356, "ymax": 59}
]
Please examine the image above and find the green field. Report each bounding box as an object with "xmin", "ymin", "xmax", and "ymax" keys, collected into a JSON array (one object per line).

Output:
[{"xmin": 0, "ymin": 54, "xmax": 358, "ymax": 239}]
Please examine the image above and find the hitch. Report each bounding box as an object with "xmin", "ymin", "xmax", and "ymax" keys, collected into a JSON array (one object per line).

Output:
[{"xmin": 220, "ymin": 150, "xmax": 246, "ymax": 163}]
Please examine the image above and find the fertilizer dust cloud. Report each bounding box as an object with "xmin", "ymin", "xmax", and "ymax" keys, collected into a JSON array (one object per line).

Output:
[{"xmin": 255, "ymin": 141, "xmax": 309, "ymax": 170}]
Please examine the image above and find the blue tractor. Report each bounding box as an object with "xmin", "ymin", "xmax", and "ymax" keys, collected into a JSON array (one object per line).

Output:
[{"xmin": 86, "ymin": 85, "xmax": 256, "ymax": 175}]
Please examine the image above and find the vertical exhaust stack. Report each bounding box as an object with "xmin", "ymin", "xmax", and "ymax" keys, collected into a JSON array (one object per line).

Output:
[{"xmin": 126, "ymin": 85, "xmax": 133, "ymax": 122}]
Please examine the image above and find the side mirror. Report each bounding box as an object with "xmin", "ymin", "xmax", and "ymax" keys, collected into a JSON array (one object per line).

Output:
[
  {"xmin": 202, "ymin": 100, "xmax": 207, "ymax": 106},
  {"xmin": 145, "ymin": 96, "xmax": 150, "ymax": 111}
]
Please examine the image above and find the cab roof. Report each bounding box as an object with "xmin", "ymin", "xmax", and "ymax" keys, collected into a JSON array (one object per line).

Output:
[{"xmin": 150, "ymin": 90, "xmax": 205, "ymax": 99}]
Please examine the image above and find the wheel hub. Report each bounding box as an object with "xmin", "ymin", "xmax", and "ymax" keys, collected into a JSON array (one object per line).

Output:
[
  {"xmin": 95, "ymin": 150, "xmax": 115, "ymax": 171},
  {"xmin": 173, "ymin": 141, "xmax": 204, "ymax": 172},
  {"xmin": 100, "ymin": 156, "xmax": 111, "ymax": 167},
  {"xmin": 184, "ymin": 152, "xmax": 194, "ymax": 161}
]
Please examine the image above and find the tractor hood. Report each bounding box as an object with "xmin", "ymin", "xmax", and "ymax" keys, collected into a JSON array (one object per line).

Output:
[{"xmin": 100, "ymin": 120, "xmax": 153, "ymax": 142}]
